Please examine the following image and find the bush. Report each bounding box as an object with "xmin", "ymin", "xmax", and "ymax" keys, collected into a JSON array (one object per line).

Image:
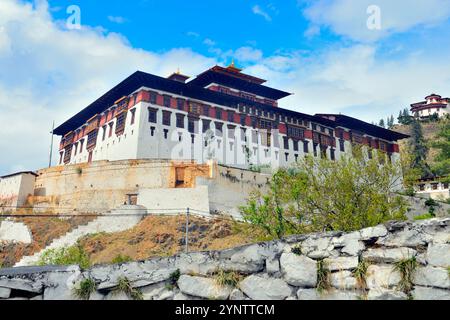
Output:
[
  {"xmin": 414, "ymin": 213, "xmax": 435, "ymax": 221},
  {"xmin": 113, "ymin": 277, "xmax": 143, "ymax": 300},
  {"xmin": 38, "ymin": 244, "xmax": 90, "ymax": 269},
  {"xmin": 213, "ymin": 270, "xmax": 241, "ymax": 288},
  {"xmin": 241, "ymin": 146, "xmax": 407, "ymax": 238},
  {"xmin": 72, "ymin": 278, "xmax": 96, "ymax": 300}
]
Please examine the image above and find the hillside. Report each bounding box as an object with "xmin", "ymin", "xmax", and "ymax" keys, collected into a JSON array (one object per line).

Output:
[{"xmin": 392, "ymin": 120, "xmax": 442, "ymax": 167}]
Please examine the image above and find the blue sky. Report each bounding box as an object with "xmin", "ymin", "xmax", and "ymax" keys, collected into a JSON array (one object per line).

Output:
[{"xmin": 1, "ymin": 0, "xmax": 450, "ymax": 174}]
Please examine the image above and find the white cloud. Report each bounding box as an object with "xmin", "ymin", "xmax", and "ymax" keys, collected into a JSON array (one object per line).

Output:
[
  {"xmin": 186, "ymin": 31, "xmax": 200, "ymax": 38},
  {"xmin": 203, "ymin": 38, "xmax": 216, "ymax": 46},
  {"xmin": 0, "ymin": 0, "xmax": 215, "ymax": 175},
  {"xmin": 234, "ymin": 46, "xmax": 263, "ymax": 62},
  {"xmin": 252, "ymin": 5, "xmax": 272, "ymax": 22},
  {"xmin": 107, "ymin": 16, "xmax": 127, "ymax": 24},
  {"xmin": 301, "ymin": 0, "xmax": 450, "ymax": 41}
]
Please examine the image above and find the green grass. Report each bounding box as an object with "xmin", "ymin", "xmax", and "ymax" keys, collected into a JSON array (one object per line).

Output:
[
  {"xmin": 414, "ymin": 213, "xmax": 435, "ymax": 221},
  {"xmin": 38, "ymin": 244, "xmax": 91, "ymax": 269},
  {"xmin": 352, "ymin": 260, "xmax": 369, "ymax": 289},
  {"xmin": 113, "ymin": 277, "xmax": 143, "ymax": 300},
  {"xmin": 393, "ymin": 257, "xmax": 417, "ymax": 294},
  {"xmin": 316, "ymin": 259, "xmax": 331, "ymax": 293},
  {"xmin": 213, "ymin": 270, "xmax": 241, "ymax": 288},
  {"xmin": 111, "ymin": 254, "xmax": 132, "ymax": 264},
  {"xmin": 72, "ymin": 278, "xmax": 96, "ymax": 300}
]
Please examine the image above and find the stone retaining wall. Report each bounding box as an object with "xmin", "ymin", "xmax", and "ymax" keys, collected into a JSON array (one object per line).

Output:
[{"xmin": 0, "ymin": 218, "xmax": 449, "ymax": 300}]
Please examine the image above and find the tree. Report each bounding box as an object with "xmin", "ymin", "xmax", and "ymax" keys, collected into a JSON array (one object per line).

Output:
[
  {"xmin": 379, "ymin": 119, "xmax": 385, "ymax": 128},
  {"xmin": 240, "ymin": 146, "xmax": 407, "ymax": 238},
  {"xmin": 409, "ymin": 119, "xmax": 433, "ymax": 178},
  {"xmin": 387, "ymin": 115, "xmax": 395, "ymax": 129},
  {"xmin": 431, "ymin": 118, "xmax": 450, "ymax": 181}
]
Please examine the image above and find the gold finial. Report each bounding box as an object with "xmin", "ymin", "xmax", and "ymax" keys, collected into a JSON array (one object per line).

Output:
[
  {"xmin": 230, "ymin": 59, "xmax": 235, "ymax": 67},
  {"xmin": 176, "ymin": 67, "xmax": 180, "ymax": 74}
]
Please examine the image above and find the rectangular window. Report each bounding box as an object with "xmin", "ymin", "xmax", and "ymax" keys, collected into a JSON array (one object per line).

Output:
[
  {"xmin": 339, "ymin": 139, "xmax": 345, "ymax": 152},
  {"xmin": 285, "ymin": 153, "xmax": 289, "ymax": 162},
  {"xmin": 150, "ymin": 126, "xmax": 155, "ymax": 136},
  {"xmin": 102, "ymin": 125, "xmax": 107, "ymax": 141},
  {"xmin": 283, "ymin": 137, "xmax": 289, "ymax": 149},
  {"xmin": 162, "ymin": 111, "xmax": 171, "ymax": 126},
  {"xmin": 330, "ymin": 148, "xmax": 335, "ymax": 161},
  {"xmin": 202, "ymin": 105, "xmax": 210, "ymax": 117},
  {"xmin": 188, "ymin": 119, "xmax": 196, "ymax": 133},
  {"xmin": 163, "ymin": 129, "xmax": 168, "ymax": 139},
  {"xmin": 241, "ymin": 128, "xmax": 246, "ymax": 141},
  {"xmin": 216, "ymin": 108, "xmax": 222, "ymax": 120},
  {"xmin": 163, "ymin": 95, "xmax": 171, "ymax": 107},
  {"xmin": 148, "ymin": 107, "xmax": 157, "ymax": 123},
  {"xmin": 312, "ymin": 123, "xmax": 317, "ymax": 131},
  {"xmin": 74, "ymin": 142, "xmax": 78, "ymax": 156},
  {"xmin": 293, "ymin": 140, "xmax": 299, "ymax": 152},
  {"xmin": 176, "ymin": 114, "xmax": 185, "ymax": 128},
  {"xmin": 79, "ymin": 139, "xmax": 84, "ymax": 152},
  {"xmin": 87, "ymin": 130, "xmax": 98, "ymax": 148},
  {"xmin": 130, "ymin": 109, "xmax": 136, "ymax": 125},
  {"xmin": 202, "ymin": 119, "xmax": 211, "ymax": 133},
  {"xmin": 149, "ymin": 91, "xmax": 157, "ymax": 104},
  {"xmin": 303, "ymin": 141, "xmax": 309, "ymax": 153},
  {"xmin": 115, "ymin": 112, "xmax": 126, "ymax": 134},
  {"xmin": 108, "ymin": 122, "xmax": 114, "ymax": 137},
  {"xmin": 313, "ymin": 143, "xmax": 318, "ymax": 157},
  {"xmin": 215, "ymin": 122, "xmax": 223, "ymax": 136},
  {"xmin": 443, "ymin": 183, "xmax": 449, "ymax": 189},
  {"xmin": 240, "ymin": 114, "xmax": 246, "ymax": 126},
  {"xmin": 368, "ymin": 148, "xmax": 373, "ymax": 159},
  {"xmin": 227, "ymin": 111, "xmax": 234, "ymax": 122},
  {"xmin": 177, "ymin": 98, "xmax": 185, "ymax": 110},
  {"xmin": 260, "ymin": 119, "xmax": 272, "ymax": 130},
  {"xmin": 419, "ymin": 184, "xmax": 425, "ymax": 191},
  {"xmin": 228, "ymin": 125, "xmax": 235, "ymax": 139},
  {"xmin": 295, "ymin": 154, "xmax": 298, "ymax": 162},
  {"xmin": 287, "ymin": 126, "xmax": 304, "ymax": 139}
]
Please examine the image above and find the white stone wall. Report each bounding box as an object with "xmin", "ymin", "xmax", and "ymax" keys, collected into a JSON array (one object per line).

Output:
[
  {"xmin": 0, "ymin": 173, "xmax": 36, "ymax": 209},
  {"xmin": 1, "ymin": 218, "xmax": 448, "ymax": 300}
]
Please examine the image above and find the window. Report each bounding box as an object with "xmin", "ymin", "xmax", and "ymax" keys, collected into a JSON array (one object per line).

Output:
[
  {"xmin": 74, "ymin": 142, "xmax": 78, "ymax": 156},
  {"xmin": 339, "ymin": 139, "xmax": 345, "ymax": 152},
  {"xmin": 431, "ymin": 183, "xmax": 438, "ymax": 190},
  {"xmin": 368, "ymin": 148, "xmax": 373, "ymax": 159},
  {"xmin": 283, "ymin": 137, "xmax": 289, "ymax": 149},
  {"xmin": 216, "ymin": 108, "xmax": 222, "ymax": 120},
  {"xmin": 163, "ymin": 129, "xmax": 168, "ymax": 139},
  {"xmin": 312, "ymin": 123, "xmax": 317, "ymax": 131},
  {"xmin": 303, "ymin": 141, "xmax": 309, "ymax": 153},
  {"xmin": 320, "ymin": 126, "xmax": 325, "ymax": 133},
  {"xmin": 251, "ymin": 117, "xmax": 257, "ymax": 128},
  {"xmin": 294, "ymin": 154, "xmax": 299, "ymax": 162},
  {"xmin": 150, "ymin": 126, "xmax": 155, "ymax": 136},
  {"xmin": 330, "ymin": 148, "xmax": 335, "ymax": 161},
  {"xmin": 149, "ymin": 91, "xmax": 157, "ymax": 104},
  {"xmin": 287, "ymin": 126, "xmax": 304, "ymax": 139},
  {"xmin": 260, "ymin": 119, "xmax": 272, "ymax": 130},
  {"xmin": 130, "ymin": 109, "xmax": 136, "ymax": 125},
  {"xmin": 443, "ymin": 183, "xmax": 449, "ymax": 189},
  {"xmin": 241, "ymin": 128, "xmax": 246, "ymax": 141},
  {"xmin": 177, "ymin": 98, "xmax": 185, "ymax": 110},
  {"xmin": 227, "ymin": 111, "xmax": 234, "ymax": 122},
  {"xmin": 202, "ymin": 119, "xmax": 211, "ymax": 133},
  {"xmin": 102, "ymin": 125, "xmax": 107, "ymax": 141},
  {"xmin": 419, "ymin": 184, "xmax": 425, "ymax": 191},
  {"xmin": 148, "ymin": 107, "xmax": 157, "ymax": 123},
  {"xmin": 202, "ymin": 105, "xmax": 210, "ymax": 117},
  {"xmin": 228, "ymin": 125, "xmax": 235, "ymax": 139},
  {"xmin": 191, "ymin": 134, "xmax": 195, "ymax": 144},
  {"xmin": 215, "ymin": 122, "xmax": 223, "ymax": 136},
  {"xmin": 285, "ymin": 153, "xmax": 289, "ymax": 161},
  {"xmin": 87, "ymin": 131, "xmax": 98, "ymax": 148},
  {"xmin": 108, "ymin": 122, "xmax": 114, "ymax": 137},
  {"xmin": 320, "ymin": 147, "xmax": 327, "ymax": 159},
  {"xmin": 313, "ymin": 143, "xmax": 318, "ymax": 157},
  {"xmin": 115, "ymin": 112, "xmax": 126, "ymax": 134},
  {"xmin": 189, "ymin": 102, "xmax": 200, "ymax": 114},
  {"xmin": 163, "ymin": 95, "xmax": 171, "ymax": 107},
  {"xmin": 240, "ymin": 114, "xmax": 246, "ymax": 126},
  {"xmin": 162, "ymin": 111, "xmax": 171, "ymax": 126},
  {"xmin": 293, "ymin": 140, "xmax": 299, "ymax": 151},
  {"xmin": 176, "ymin": 114, "xmax": 185, "ymax": 129}
]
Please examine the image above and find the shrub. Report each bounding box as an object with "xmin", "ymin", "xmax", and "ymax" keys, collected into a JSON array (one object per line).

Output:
[
  {"xmin": 316, "ymin": 259, "xmax": 331, "ymax": 293},
  {"xmin": 38, "ymin": 244, "xmax": 90, "ymax": 269},
  {"xmin": 352, "ymin": 260, "xmax": 369, "ymax": 289},
  {"xmin": 111, "ymin": 254, "xmax": 132, "ymax": 264},
  {"xmin": 393, "ymin": 257, "xmax": 417, "ymax": 295},
  {"xmin": 213, "ymin": 270, "xmax": 241, "ymax": 288},
  {"xmin": 72, "ymin": 278, "xmax": 96, "ymax": 300},
  {"xmin": 113, "ymin": 277, "xmax": 143, "ymax": 300}
]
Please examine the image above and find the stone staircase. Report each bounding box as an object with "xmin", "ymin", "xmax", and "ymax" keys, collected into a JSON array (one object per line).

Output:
[{"xmin": 15, "ymin": 205, "xmax": 147, "ymax": 267}]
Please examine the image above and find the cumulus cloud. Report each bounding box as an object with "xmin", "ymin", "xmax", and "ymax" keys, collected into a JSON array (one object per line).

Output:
[
  {"xmin": 234, "ymin": 46, "xmax": 263, "ymax": 62},
  {"xmin": 252, "ymin": 5, "xmax": 272, "ymax": 22},
  {"xmin": 0, "ymin": 0, "xmax": 215, "ymax": 175},
  {"xmin": 301, "ymin": 0, "xmax": 450, "ymax": 42}
]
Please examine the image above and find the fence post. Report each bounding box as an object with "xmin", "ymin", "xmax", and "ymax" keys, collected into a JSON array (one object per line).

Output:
[{"xmin": 185, "ymin": 207, "xmax": 189, "ymax": 253}]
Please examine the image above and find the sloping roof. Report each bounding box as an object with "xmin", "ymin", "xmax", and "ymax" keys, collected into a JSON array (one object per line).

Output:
[
  {"xmin": 188, "ymin": 69, "xmax": 291, "ymax": 100},
  {"xmin": 54, "ymin": 71, "xmax": 330, "ymax": 135},
  {"xmin": 1, "ymin": 171, "xmax": 38, "ymax": 179},
  {"xmin": 315, "ymin": 114, "xmax": 410, "ymax": 141}
]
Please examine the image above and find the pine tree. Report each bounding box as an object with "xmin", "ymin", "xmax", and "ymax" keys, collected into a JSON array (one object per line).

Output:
[
  {"xmin": 431, "ymin": 118, "xmax": 450, "ymax": 180},
  {"xmin": 379, "ymin": 119, "xmax": 385, "ymax": 128},
  {"xmin": 409, "ymin": 119, "xmax": 432, "ymax": 178}
]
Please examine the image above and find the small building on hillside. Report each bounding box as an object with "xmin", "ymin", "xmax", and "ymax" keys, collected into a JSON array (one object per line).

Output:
[
  {"xmin": 410, "ymin": 94, "xmax": 450, "ymax": 120},
  {"xmin": 0, "ymin": 171, "xmax": 37, "ymax": 210},
  {"xmin": 415, "ymin": 176, "xmax": 450, "ymax": 200}
]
